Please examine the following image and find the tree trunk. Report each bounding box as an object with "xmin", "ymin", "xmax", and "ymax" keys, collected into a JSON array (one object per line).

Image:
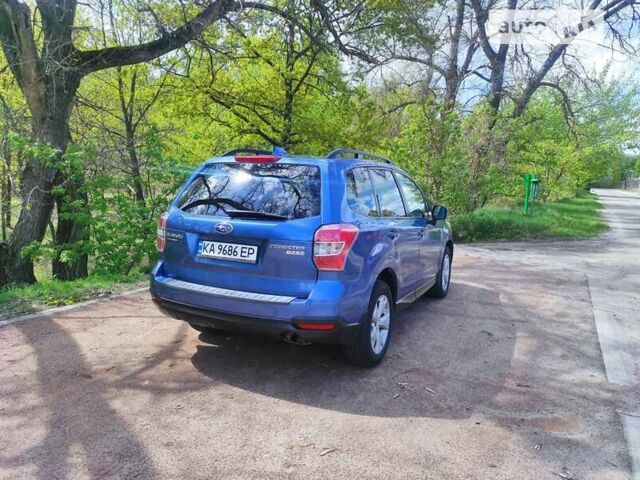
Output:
[
  {"xmin": 127, "ymin": 140, "xmax": 146, "ymax": 204},
  {"xmin": 0, "ymin": 0, "xmax": 241, "ymax": 287},
  {"xmin": 46, "ymin": 77, "xmax": 86, "ymax": 281},
  {"xmin": 123, "ymin": 117, "xmax": 146, "ymax": 204},
  {"xmin": 0, "ymin": 143, "xmax": 58, "ymax": 285},
  {"xmin": 1, "ymin": 175, "xmax": 5, "ymax": 242},
  {"xmin": 117, "ymin": 68, "xmax": 146, "ymax": 204},
  {"xmin": 488, "ymin": 57, "xmax": 507, "ymax": 112},
  {"xmin": 443, "ymin": 0, "xmax": 465, "ymax": 109},
  {"xmin": 52, "ymin": 181, "xmax": 89, "ymax": 280},
  {"xmin": 0, "ymin": 113, "xmax": 71, "ymax": 285},
  {"xmin": 281, "ymin": 20, "xmax": 295, "ymax": 149},
  {"xmin": 512, "ymin": 45, "xmax": 567, "ymax": 118},
  {"xmin": 0, "ymin": 0, "xmax": 80, "ymax": 285},
  {"xmin": 0, "ymin": 75, "xmax": 79, "ymax": 285},
  {"xmin": 50, "ymin": 119, "xmax": 90, "ymax": 281},
  {"xmin": 471, "ymin": 0, "xmax": 516, "ymax": 115},
  {"xmin": 1, "ymin": 140, "xmax": 9, "ymax": 241}
]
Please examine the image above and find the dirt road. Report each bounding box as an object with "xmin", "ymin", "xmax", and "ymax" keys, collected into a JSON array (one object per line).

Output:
[{"xmin": 1, "ymin": 189, "xmax": 638, "ymax": 480}]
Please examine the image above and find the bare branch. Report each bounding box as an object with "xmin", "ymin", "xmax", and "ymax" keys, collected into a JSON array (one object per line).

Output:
[
  {"xmin": 513, "ymin": 0, "xmax": 638, "ymax": 117},
  {"xmin": 78, "ymin": 0, "xmax": 239, "ymax": 75}
]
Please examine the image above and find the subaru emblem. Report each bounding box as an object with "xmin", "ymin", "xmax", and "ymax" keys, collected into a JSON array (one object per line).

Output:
[{"xmin": 215, "ymin": 222, "xmax": 233, "ymax": 234}]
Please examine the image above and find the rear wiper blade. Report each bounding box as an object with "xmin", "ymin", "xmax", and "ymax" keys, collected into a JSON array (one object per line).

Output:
[
  {"xmin": 225, "ymin": 209, "xmax": 287, "ymax": 220},
  {"xmin": 181, "ymin": 198, "xmax": 247, "ymax": 212},
  {"xmin": 180, "ymin": 199, "xmax": 287, "ymax": 220}
]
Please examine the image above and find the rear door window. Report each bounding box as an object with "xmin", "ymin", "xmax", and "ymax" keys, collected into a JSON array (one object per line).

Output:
[
  {"xmin": 176, "ymin": 163, "xmax": 321, "ymax": 219},
  {"xmin": 395, "ymin": 173, "xmax": 427, "ymax": 217},
  {"xmin": 369, "ymin": 169, "xmax": 406, "ymax": 217},
  {"xmin": 346, "ymin": 168, "xmax": 378, "ymax": 217}
]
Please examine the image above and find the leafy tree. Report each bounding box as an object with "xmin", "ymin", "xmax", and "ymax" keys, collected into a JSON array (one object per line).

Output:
[
  {"xmin": 0, "ymin": 52, "xmax": 28, "ymax": 241},
  {"xmin": 0, "ymin": 0, "xmax": 310, "ymax": 286},
  {"xmin": 87, "ymin": 129, "xmax": 188, "ymax": 275},
  {"xmin": 0, "ymin": 0, "xmax": 638, "ymax": 289},
  {"xmin": 170, "ymin": 5, "xmax": 352, "ymax": 152},
  {"xmin": 510, "ymin": 78, "xmax": 640, "ymax": 199}
]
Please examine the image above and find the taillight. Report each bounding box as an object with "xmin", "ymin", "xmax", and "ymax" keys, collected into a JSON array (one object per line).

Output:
[
  {"xmin": 234, "ymin": 155, "xmax": 281, "ymax": 163},
  {"xmin": 313, "ymin": 224, "xmax": 359, "ymax": 271},
  {"xmin": 157, "ymin": 212, "xmax": 168, "ymax": 252}
]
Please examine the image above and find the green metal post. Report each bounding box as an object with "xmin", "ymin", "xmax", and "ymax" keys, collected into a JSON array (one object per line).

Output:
[{"xmin": 523, "ymin": 173, "xmax": 532, "ymax": 214}]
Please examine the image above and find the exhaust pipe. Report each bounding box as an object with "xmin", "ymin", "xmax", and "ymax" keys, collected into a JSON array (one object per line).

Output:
[{"xmin": 282, "ymin": 332, "xmax": 311, "ymax": 346}]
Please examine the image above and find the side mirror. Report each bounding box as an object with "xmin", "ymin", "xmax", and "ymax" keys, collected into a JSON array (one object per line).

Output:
[{"xmin": 432, "ymin": 205, "xmax": 448, "ymax": 221}]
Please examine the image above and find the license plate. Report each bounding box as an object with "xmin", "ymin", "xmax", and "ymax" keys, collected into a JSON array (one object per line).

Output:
[{"xmin": 198, "ymin": 240, "xmax": 258, "ymax": 263}]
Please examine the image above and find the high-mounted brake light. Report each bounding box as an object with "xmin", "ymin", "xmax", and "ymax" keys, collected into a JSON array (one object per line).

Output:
[
  {"xmin": 157, "ymin": 212, "xmax": 168, "ymax": 252},
  {"xmin": 313, "ymin": 224, "xmax": 359, "ymax": 271},
  {"xmin": 234, "ymin": 155, "xmax": 281, "ymax": 163}
]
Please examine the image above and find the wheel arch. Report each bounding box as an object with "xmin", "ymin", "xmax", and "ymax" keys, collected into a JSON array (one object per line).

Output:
[
  {"xmin": 446, "ymin": 239, "xmax": 454, "ymax": 257},
  {"xmin": 377, "ymin": 268, "xmax": 398, "ymax": 303}
]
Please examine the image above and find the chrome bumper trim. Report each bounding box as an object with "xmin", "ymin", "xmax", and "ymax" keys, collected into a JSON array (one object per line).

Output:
[{"xmin": 162, "ymin": 278, "xmax": 296, "ymax": 304}]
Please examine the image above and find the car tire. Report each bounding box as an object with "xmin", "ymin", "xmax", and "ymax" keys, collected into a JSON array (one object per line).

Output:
[
  {"xmin": 188, "ymin": 322, "xmax": 223, "ymax": 335},
  {"xmin": 429, "ymin": 246, "xmax": 452, "ymax": 298},
  {"xmin": 343, "ymin": 280, "xmax": 393, "ymax": 367}
]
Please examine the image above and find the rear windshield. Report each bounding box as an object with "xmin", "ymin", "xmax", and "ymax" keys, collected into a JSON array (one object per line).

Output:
[{"xmin": 176, "ymin": 162, "xmax": 321, "ymax": 219}]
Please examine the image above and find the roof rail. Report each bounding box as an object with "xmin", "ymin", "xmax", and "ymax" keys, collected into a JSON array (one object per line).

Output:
[
  {"xmin": 326, "ymin": 148, "xmax": 393, "ymax": 165},
  {"xmin": 223, "ymin": 148, "xmax": 272, "ymax": 156}
]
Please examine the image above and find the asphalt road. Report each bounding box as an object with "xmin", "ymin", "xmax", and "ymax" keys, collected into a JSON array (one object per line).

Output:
[{"xmin": 1, "ymin": 189, "xmax": 638, "ymax": 480}]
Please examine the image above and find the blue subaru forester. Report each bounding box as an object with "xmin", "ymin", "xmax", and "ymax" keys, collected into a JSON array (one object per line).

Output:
[{"xmin": 150, "ymin": 148, "xmax": 453, "ymax": 366}]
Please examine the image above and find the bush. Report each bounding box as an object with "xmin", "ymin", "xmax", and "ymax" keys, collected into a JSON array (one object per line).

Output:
[{"xmin": 451, "ymin": 195, "xmax": 608, "ymax": 243}]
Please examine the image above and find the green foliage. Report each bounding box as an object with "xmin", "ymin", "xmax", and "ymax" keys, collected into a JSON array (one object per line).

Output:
[
  {"xmin": 157, "ymin": 12, "xmax": 359, "ymax": 156},
  {"xmin": 8, "ymin": 129, "xmax": 188, "ymax": 277},
  {"xmin": 384, "ymin": 77, "xmax": 640, "ymax": 214},
  {"xmin": 7, "ymin": 131, "xmax": 59, "ymax": 166},
  {"xmin": 388, "ymin": 98, "xmax": 514, "ymax": 213},
  {"xmin": 451, "ymin": 194, "xmax": 608, "ymax": 243},
  {"xmin": 457, "ymin": 104, "xmax": 513, "ymax": 209},
  {"xmin": 88, "ymin": 129, "xmax": 189, "ymax": 275},
  {"xmin": 10, "ymin": 140, "xmax": 93, "ymax": 267},
  {"xmin": 0, "ymin": 272, "xmax": 145, "ymax": 318},
  {"xmin": 357, "ymin": 0, "xmax": 439, "ymax": 57},
  {"xmin": 89, "ymin": 185, "xmax": 156, "ymax": 275},
  {"xmin": 509, "ymin": 81, "xmax": 640, "ymax": 200},
  {"xmin": 390, "ymin": 99, "xmax": 469, "ymax": 212},
  {"xmin": 1, "ymin": 5, "xmax": 638, "ymax": 291}
]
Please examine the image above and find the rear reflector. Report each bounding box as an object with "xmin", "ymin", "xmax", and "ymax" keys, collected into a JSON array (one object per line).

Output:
[
  {"xmin": 296, "ymin": 323, "xmax": 336, "ymax": 331},
  {"xmin": 234, "ymin": 155, "xmax": 281, "ymax": 163},
  {"xmin": 313, "ymin": 224, "xmax": 359, "ymax": 271},
  {"xmin": 157, "ymin": 212, "xmax": 168, "ymax": 252}
]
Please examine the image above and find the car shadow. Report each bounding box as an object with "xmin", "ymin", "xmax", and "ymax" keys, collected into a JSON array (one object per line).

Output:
[{"xmin": 191, "ymin": 280, "xmax": 518, "ymax": 419}]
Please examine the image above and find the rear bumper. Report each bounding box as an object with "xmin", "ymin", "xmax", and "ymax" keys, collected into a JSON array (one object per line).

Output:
[
  {"xmin": 149, "ymin": 262, "xmax": 366, "ymax": 345},
  {"xmin": 151, "ymin": 296, "xmax": 359, "ymax": 345}
]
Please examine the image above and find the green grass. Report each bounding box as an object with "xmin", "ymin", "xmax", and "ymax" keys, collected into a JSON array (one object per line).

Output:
[
  {"xmin": 451, "ymin": 194, "xmax": 608, "ymax": 243},
  {"xmin": 0, "ymin": 273, "xmax": 147, "ymax": 320}
]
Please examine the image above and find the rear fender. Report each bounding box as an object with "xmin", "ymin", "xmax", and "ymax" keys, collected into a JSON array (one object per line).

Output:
[{"xmin": 365, "ymin": 245, "xmax": 397, "ymax": 303}]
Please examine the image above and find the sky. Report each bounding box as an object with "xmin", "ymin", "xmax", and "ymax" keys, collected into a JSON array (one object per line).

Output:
[{"xmin": 366, "ymin": 4, "xmax": 639, "ymax": 101}]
